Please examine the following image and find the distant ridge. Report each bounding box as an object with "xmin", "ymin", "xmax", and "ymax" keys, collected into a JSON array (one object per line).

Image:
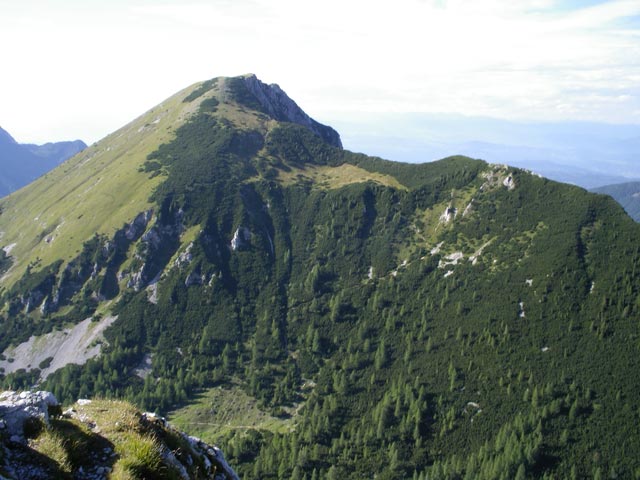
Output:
[
  {"xmin": 23, "ymin": 139, "xmax": 87, "ymax": 164},
  {"xmin": 592, "ymin": 180, "xmax": 640, "ymax": 221},
  {"xmin": 0, "ymin": 126, "xmax": 86, "ymax": 197}
]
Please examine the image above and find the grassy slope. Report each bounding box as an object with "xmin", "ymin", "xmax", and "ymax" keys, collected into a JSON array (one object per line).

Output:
[
  {"xmin": 0, "ymin": 78, "xmax": 408, "ymax": 291},
  {"xmin": 0, "ymin": 81, "xmax": 217, "ymax": 288}
]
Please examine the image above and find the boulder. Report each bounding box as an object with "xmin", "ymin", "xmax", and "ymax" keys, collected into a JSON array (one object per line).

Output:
[{"xmin": 0, "ymin": 391, "xmax": 59, "ymax": 443}]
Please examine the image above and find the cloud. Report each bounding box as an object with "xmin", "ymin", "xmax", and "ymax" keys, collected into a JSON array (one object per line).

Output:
[
  {"xmin": 557, "ymin": 0, "xmax": 640, "ymax": 28},
  {"xmin": 0, "ymin": 0, "xmax": 639, "ymax": 143}
]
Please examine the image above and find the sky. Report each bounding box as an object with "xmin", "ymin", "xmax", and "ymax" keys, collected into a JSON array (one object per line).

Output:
[{"xmin": 1, "ymin": 0, "xmax": 640, "ymax": 145}]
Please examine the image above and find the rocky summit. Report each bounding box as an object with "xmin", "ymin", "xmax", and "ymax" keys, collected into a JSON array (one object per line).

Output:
[
  {"xmin": 0, "ymin": 390, "xmax": 238, "ymax": 479},
  {"xmin": 1, "ymin": 75, "xmax": 640, "ymax": 478}
]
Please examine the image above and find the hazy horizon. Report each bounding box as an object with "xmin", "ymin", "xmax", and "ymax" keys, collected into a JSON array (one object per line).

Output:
[
  {"xmin": 2, "ymin": 0, "xmax": 638, "ymax": 190},
  {"xmin": 2, "ymin": 0, "xmax": 640, "ymax": 145}
]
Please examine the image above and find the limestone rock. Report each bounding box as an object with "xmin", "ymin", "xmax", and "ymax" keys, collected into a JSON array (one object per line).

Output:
[
  {"xmin": 241, "ymin": 74, "xmax": 342, "ymax": 148},
  {"xmin": 125, "ymin": 209, "xmax": 153, "ymax": 241},
  {"xmin": 175, "ymin": 242, "xmax": 194, "ymax": 268},
  {"xmin": 439, "ymin": 206, "xmax": 457, "ymax": 224},
  {"xmin": 230, "ymin": 227, "xmax": 251, "ymax": 251},
  {"xmin": 503, "ymin": 175, "xmax": 516, "ymax": 190},
  {"xmin": 0, "ymin": 391, "xmax": 59, "ymax": 443}
]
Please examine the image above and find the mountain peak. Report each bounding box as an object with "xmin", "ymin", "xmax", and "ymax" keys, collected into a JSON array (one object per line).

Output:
[
  {"xmin": 228, "ymin": 74, "xmax": 342, "ymax": 148},
  {"xmin": 0, "ymin": 127, "xmax": 17, "ymax": 146}
]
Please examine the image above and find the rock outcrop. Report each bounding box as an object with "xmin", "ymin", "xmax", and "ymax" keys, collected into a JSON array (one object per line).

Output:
[
  {"xmin": 125, "ymin": 209, "xmax": 153, "ymax": 241},
  {"xmin": 241, "ymin": 74, "xmax": 342, "ymax": 148},
  {"xmin": 141, "ymin": 413, "xmax": 240, "ymax": 480},
  {"xmin": 0, "ymin": 391, "xmax": 239, "ymax": 480},
  {"xmin": 0, "ymin": 391, "xmax": 60, "ymax": 443},
  {"xmin": 230, "ymin": 226, "xmax": 251, "ymax": 251}
]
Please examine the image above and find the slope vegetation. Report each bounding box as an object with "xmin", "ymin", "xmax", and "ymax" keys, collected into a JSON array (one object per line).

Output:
[{"xmin": 1, "ymin": 75, "xmax": 640, "ymax": 479}]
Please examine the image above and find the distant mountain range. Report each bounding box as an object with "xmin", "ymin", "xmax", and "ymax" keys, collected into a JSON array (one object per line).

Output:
[
  {"xmin": 329, "ymin": 113, "xmax": 640, "ymax": 189},
  {"xmin": 592, "ymin": 181, "xmax": 640, "ymax": 221},
  {"xmin": 0, "ymin": 126, "xmax": 86, "ymax": 197}
]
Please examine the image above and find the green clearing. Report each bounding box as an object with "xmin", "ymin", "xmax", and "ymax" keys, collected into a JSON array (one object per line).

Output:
[
  {"xmin": 168, "ymin": 384, "xmax": 298, "ymax": 443},
  {"xmin": 275, "ymin": 162, "xmax": 408, "ymax": 191}
]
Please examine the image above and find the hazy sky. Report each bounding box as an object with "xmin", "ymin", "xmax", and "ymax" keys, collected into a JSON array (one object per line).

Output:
[{"xmin": 1, "ymin": 0, "xmax": 639, "ymax": 144}]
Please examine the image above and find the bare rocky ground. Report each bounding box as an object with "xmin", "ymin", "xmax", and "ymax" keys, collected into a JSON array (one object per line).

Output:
[
  {"xmin": 0, "ymin": 390, "xmax": 238, "ymax": 480},
  {"xmin": 0, "ymin": 316, "xmax": 117, "ymax": 381}
]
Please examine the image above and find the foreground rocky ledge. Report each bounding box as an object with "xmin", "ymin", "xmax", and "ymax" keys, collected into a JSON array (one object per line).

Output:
[{"xmin": 0, "ymin": 390, "xmax": 238, "ymax": 479}]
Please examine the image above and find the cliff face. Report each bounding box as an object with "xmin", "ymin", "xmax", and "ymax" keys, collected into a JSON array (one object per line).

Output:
[
  {"xmin": 241, "ymin": 74, "xmax": 342, "ymax": 148},
  {"xmin": 0, "ymin": 391, "xmax": 238, "ymax": 480}
]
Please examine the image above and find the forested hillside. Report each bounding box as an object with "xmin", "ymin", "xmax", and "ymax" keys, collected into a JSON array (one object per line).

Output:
[{"xmin": 1, "ymin": 75, "xmax": 639, "ymax": 479}]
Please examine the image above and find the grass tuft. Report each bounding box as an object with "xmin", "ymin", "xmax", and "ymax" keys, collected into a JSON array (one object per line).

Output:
[
  {"xmin": 31, "ymin": 429, "xmax": 73, "ymax": 473},
  {"xmin": 114, "ymin": 432, "xmax": 164, "ymax": 478}
]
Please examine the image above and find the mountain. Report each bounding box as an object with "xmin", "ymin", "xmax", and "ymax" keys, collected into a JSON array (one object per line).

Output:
[
  {"xmin": 0, "ymin": 127, "xmax": 86, "ymax": 197},
  {"xmin": 0, "ymin": 128, "xmax": 41, "ymax": 197},
  {"xmin": 591, "ymin": 181, "xmax": 640, "ymax": 222},
  {"xmin": 23, "ymin": 139, "xmax": 88, "ymax": 165},
  {"xmin": 1, "ymin": 74, "xmax": 640, "ymax": 479}
]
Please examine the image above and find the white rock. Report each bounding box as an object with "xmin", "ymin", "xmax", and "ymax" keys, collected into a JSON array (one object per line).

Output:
[
  {"xmin": 430, "ymin": 242, "xmax": 444, "ymax": 255},
  {"xmin": 0, "ymin": 316, "xmax": 117, "ymax": 381},
  {"xmin": 503, "ymin": 175, "xmax": 516, "ymax": 190},
  {"xmin": 125, "ymin": 210, "xmax": 153, "ymax": 241},
  {"xmin": 230, "ymin": 227, "xmax": 251, "ymax": 251},
  {"xmin": 439, "ymin": 251, "xmax": 464, "ymax": 269},
  {"xmin": 0, "ymin": 390, "xmax": 60, "ymax": 441},
  {"xmin": 174, "ymin": 242, "xmax": 194, "ymax": 268},
  {"xmin": 462, "ymin": 200, "xmax": 474, "ymax": 217},
  {"xmin": 2, "ymin": 243, "xmax": 17, "ymax": 255},
  {"xmin": 439, "ymin": 206, "xmax": 457, "ymax": 224}
]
